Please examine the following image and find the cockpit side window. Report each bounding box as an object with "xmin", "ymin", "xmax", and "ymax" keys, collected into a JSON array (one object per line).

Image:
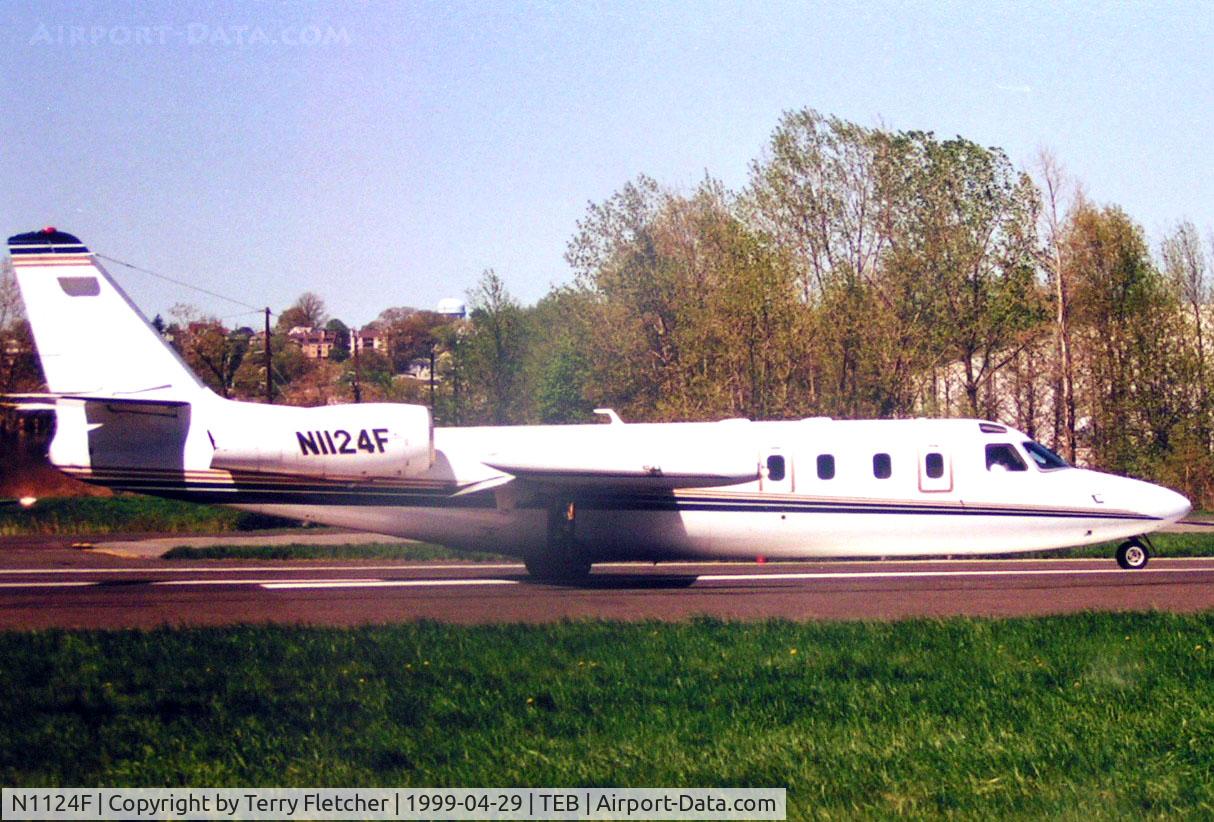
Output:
[
  {"xmin": 985, "ymin": 443, "xmax": 1027, "ymax": 472},
  {"xmin": 1023, "ymin": 441, "xmax": 1070, "ymax": 470}
]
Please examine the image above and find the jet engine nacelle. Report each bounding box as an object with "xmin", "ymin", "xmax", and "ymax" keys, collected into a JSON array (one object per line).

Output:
[{"xmin": 211, "ymin": 402, "xmax": 433, "ymax": 480}]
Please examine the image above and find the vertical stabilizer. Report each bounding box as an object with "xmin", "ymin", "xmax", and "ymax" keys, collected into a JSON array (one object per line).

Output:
[{"xmin": 8, "ymin": 228, "xmax": 208, "ymax": 399}]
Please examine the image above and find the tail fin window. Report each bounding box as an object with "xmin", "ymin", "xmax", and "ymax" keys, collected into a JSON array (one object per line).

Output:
[
  {"xmin": 873, "ymin": 453, "xmax": 891, "ymax": 479},
  {"xmin": 816, "ymin": 454, "xmax": 835, "ymax": 480},
  {"xmin": 58, "ymin": 277, "xmax": 100, "ymax": 297}
]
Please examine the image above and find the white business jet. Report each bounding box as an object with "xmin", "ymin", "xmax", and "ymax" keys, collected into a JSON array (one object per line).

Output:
[{"xmin": 6, "ymin": 228, "xmax": 1191, "ymax": 579}]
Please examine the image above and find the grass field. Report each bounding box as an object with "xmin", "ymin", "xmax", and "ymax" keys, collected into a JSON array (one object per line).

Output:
[
  {"xmin": 162, "ymin": 542, "xmax": 510, "ymax": 562},
  {"xmin": 3, "ymin": 615, "xmax": 1214, "ymax": 818},
  {"xmin": 0, "ymin": 496, "xmax": 296, "ymax": 536}
]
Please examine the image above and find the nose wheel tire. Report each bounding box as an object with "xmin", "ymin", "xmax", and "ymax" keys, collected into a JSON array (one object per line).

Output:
[{"xmin": 1116, "ymin": 539, "xmax": 1149, "ymax": 570}]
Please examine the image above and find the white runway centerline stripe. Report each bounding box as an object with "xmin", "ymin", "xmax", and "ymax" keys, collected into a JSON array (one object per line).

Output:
[
  {"xmin": 154, "ymin": 578, "xmax": 380, "ymax": 586},
  {"xmin": 0, "ymin": 563, "xmax": 526, "ymax": 575},
  {"xmin": 0, "ymin": 577, "xmax": 521, "ymax": 590},
  {"xmin": 0, "ymin": 581, "xmax": 98, "ymax": 589},
  {"xmin": 695, "ymin": 567, "xmax": 1205, "ymax": 582},
  {"xmin": 261, "ymin": 579, "xmax": 520, "ymax": 590}
]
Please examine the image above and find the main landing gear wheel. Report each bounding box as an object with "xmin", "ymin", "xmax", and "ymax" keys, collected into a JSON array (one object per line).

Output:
[
  {"xmin": 525, "ymin": 498, "xmax": 593, "ymax": 582},
  {"xmin": 1116, "ymin": 538, "xmax": 1150, "ymax": 570},
  {"xmin": 524, "ymin": 553, "xmax": 592, "ymax": 582}
]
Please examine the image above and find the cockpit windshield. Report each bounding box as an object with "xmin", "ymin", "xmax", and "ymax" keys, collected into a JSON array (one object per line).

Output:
[{"xmin": 1022, "ymin": 441, "xmax": 1069, "ymax": 470}]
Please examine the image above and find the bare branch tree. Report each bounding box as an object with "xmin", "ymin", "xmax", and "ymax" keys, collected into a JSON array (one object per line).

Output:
[
  {"xmin": 1162, "ymin": 220, "xmax": 1210, "ymax": 445},
  {"xmin": 1034, "ymin": 148, "xmax": 1079, "ymax": 461}
]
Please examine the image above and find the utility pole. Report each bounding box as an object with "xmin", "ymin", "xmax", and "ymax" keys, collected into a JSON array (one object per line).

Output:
[
  {"xmin": 352, "ymin": 328, "xmax": 362, "ymax": 404},
  {"xmin": 429, "ymin": 342, "xmax": 436, "ymax": 420},
  {"xmin": 452, "ymin": 333, "xmax": 460, "ymax": 426},
  {"xmin": 264, "ymin": 307, "xmax": 273, "ymax": 404}
]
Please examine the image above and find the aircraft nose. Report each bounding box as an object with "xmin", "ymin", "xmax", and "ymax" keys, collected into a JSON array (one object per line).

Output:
[{"xmin": 1136, "ymin": 483, "xmax": 1192, "ymax": 523}]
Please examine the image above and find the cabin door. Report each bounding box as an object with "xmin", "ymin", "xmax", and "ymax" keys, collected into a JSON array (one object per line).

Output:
[
  {"xmin": 917, "ymin": 448, "xmax": 953, "ymax": 492},
  {"xmin": 760, "ymin": 448, "xmax": 793, "ymax": 494}
]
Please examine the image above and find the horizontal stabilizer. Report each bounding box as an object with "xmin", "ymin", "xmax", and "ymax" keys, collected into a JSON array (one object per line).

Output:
[
  {"xmin": 0, "ymin": 393, "xmax": 190, "ymax": 410},
  {"xmin": 0, "ymin": 399, "xmax": 56, "ymax": 411}
]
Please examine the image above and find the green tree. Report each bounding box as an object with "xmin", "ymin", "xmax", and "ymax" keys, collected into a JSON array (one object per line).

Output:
[
  {"xmin": 520, "ymin": 288, "xmax": 595, "ymax": 424},
  {"xmin": 325, "ymin": 318, "xmax": 350, "ymax": 363},
  {"xmin": 567, "ymin": 176, "xmax": 807, "ymax": 421},
  {"xmin": 463, "ymin": 270, "xmax": 527, "ymax": 425},
  {"xmin": 1067, "ymin": 204, "xmax": 1194, "ymax": 475},
  {"xmin": 745, "ymin": 110, "xmax": 942, "ymax": 417},
  {"xmin": 535, "ymin": 344, "xmax": 591, "ymax": 424},
  {"xmin": 746, "ymin": 111, "xmax": 1050, "ymax": 419},
  {"xmin": 564, "ymin": 175, "xmax": 671, "ymax": 418},
  {"xmin": 894, "ymin": 132, "xmax": 1046, "ymax": 416}
]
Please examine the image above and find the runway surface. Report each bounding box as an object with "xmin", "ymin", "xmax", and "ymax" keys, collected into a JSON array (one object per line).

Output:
[{"xmin": 4, "ymin": 535, "xmax": 1214, "ymax": 629}]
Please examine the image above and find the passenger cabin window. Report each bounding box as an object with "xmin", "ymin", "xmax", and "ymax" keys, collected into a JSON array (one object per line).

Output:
[
  {"xmin": 873, "ymin": 453, "xmax": 891, "ymax": 479},
  {"xmin": 1023, "ymin": 441, "xmax": 1070, "ymax": 470},
  {"xmin": 986, "ymin": 443, "xmax": 1027, "ymax": 472},
  {"xmin": 766, "ymin": 455, "xmax": 786, "ymax": 482},
  {"xmin": 925, "ymin": 452, "xmax": 944, "ymax": 479},
  {"xmin": 817, "ymin": 454, "xmax": 835, "ymax": 480}
]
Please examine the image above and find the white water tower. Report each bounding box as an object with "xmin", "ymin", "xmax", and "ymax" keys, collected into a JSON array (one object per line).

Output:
[{"xmin": 436, "ymin": 298, "xmax": 466, "ymax": 319}]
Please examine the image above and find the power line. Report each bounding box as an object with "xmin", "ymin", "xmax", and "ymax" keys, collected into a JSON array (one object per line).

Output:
[
  {"xmin": 220, "ymin": 309, "xmax": 267, "ymax": 323},
  {"xmin": 95, "ymin": 253, "xmax": 268, "ymax": 314}
]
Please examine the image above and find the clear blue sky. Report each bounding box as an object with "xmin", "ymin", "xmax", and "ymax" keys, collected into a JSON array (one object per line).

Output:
[{"xmin": 1, "ymin": 1, "xmax": 1211, "ymax": 327}]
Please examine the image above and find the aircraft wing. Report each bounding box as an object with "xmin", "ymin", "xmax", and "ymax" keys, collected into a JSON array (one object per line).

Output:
[{"xmin": 483, "ymin": 450, "xmax": 758, "ymax": 490}]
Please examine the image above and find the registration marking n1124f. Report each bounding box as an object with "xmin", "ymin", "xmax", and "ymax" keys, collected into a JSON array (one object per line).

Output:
[{"xmin": 297, "ymin": 428, "xmax": 389, "ymax": 456}]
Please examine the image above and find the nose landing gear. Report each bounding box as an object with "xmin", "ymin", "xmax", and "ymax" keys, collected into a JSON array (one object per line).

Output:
[{"xmin": 1115, "ymin": 536, "xmax": 1152, "ymax": 570}]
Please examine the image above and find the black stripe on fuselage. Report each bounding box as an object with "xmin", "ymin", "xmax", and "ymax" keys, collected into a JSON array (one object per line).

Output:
[
  {"xmin": 68, "ymin": 471, "xmax": 1157, "ymax": 521},
  {"xmin": 589, "ymin": 494, "xmax": 1157, "ymax": 521}
]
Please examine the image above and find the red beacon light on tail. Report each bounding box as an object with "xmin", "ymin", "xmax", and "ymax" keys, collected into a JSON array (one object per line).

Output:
[{"xmin": 41, "ymin": 226, "xmax": 57, "ymax": 234}]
